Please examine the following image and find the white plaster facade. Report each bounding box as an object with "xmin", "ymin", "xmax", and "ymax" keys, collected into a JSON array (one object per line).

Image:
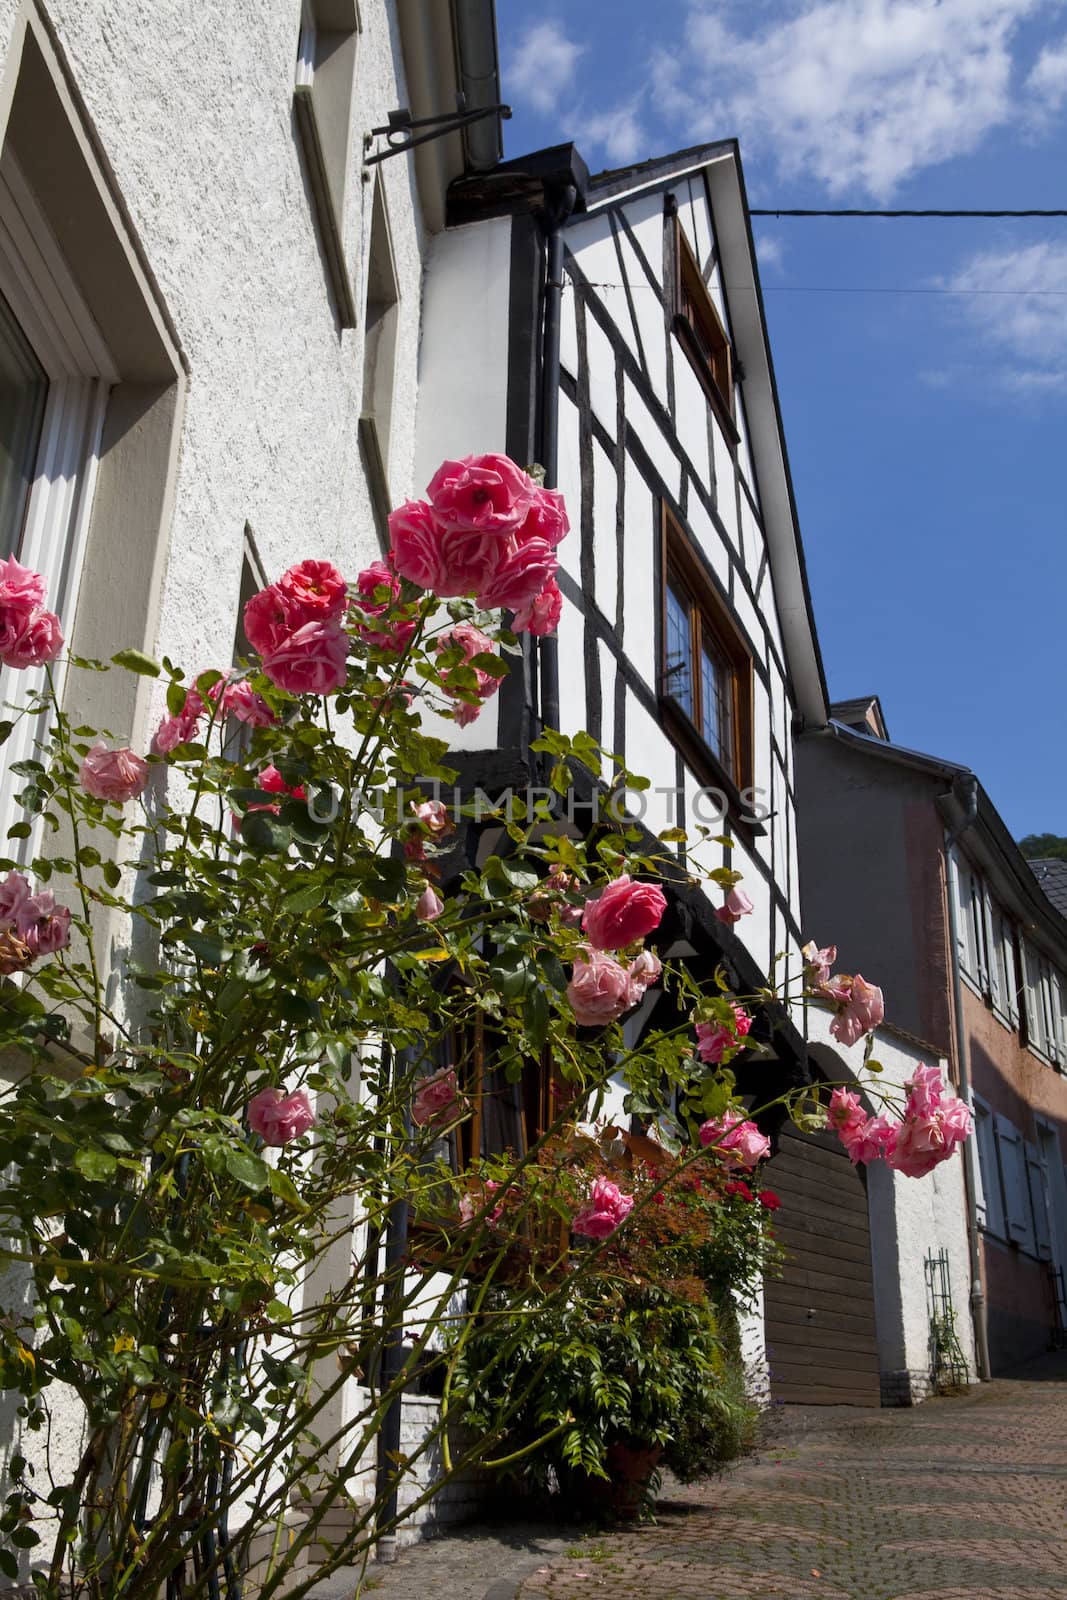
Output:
[{"xmin": 807, "ymin": 1008, "xmax": 977, "ymax": 1403}]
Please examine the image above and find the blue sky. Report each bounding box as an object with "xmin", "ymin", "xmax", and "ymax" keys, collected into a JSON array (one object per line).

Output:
[{"xmin": 495, "ymin": 0, "xmax": 1067, "ymax": 840}]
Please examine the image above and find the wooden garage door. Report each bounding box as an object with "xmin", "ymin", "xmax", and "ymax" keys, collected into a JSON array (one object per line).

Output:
[{"xmin": 764, "ymin": 1122, "xmax": 881, "ymax": 1405}]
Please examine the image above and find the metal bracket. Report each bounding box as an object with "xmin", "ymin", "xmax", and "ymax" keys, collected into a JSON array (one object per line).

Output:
[{"xmin": 363, "ymin": 101, "xmax": 511, "ymax": 166}]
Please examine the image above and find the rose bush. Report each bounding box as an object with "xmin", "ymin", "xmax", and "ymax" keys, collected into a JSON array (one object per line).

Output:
[{"xmin": 0, "ymin": 453, "xmax": 966, "ymax": 1597}]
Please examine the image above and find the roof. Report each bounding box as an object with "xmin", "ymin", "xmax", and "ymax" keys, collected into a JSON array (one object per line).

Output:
[
  {"xmin": 585, "ymin": 140, "xmax": 738, "ymax": 205},
  {"xmin": 1028, "ymin": 859, "xmax": 1067, "ymax": 919}
]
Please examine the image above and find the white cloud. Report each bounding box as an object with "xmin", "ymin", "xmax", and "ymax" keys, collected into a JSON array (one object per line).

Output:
[
  {"xmin": 505, "ymin": 20, "xmax": 585, "ymax": 115},
  {"xmin": 1026, "ymin": 31, "xmax": 1067, "ymax": 113},
  {"xmin": 753, "ymin": 230, "xmax": 788, "ymax": 274},
  {"xmin": 651, "ymin": 0, "xmax": 1060, "ymax": 199},
  {"xmin": 573, "ymin": 103, "xmax": 648, "ymax": 166},
  {"xmin": 940, "ymin": 240, "xmax": 1067, "ymax": 391}
]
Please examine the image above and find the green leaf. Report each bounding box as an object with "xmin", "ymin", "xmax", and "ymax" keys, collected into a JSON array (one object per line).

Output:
[
  {"xmin": 111, "ymin": 649, "xmax": 161, "ymax": 678},
  {"xmin": 165, "ymin": 680, "xmax": 188, "ymax": 716},
  {"xmin": 6, "ymin": 823, "xmax": 30, "ymax": 840},
  {"xmin": 268, "ymin": 1167, "xmax": 308, "ymax": 1212},
  {"xmin": 74, "ymin": 1148, "xmax": 117, "ymax": 1182},
  {"xmin": 239, "ymin": 812, "xmax": 291, "ymax": 854},
  {"xmin": 224, "ymin": 1147, "xmax": 269, "ymax": 1191},
  {"xmin": 526, "ymin": 984, "xmax": 550, "ymax": 1052},
  {"xmin": 0, "ymin": 722, "xmax": 12, "ymax": 747},
  {"xmin": 284, "ymin": 882, "xmax": 325, "ymax": 915},
  {"xmin": 102, "ymin": 860, "xmax": 121, "ymax": 889},
  {"xmin": 180, "ymin": 931, "xmax": 232, "ymax": 966}
]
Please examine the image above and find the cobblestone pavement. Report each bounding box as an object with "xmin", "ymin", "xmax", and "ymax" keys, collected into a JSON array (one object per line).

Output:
[{"xmin": 352, "ymin": 1352, "xmax": 1067, "ymax": 1600}]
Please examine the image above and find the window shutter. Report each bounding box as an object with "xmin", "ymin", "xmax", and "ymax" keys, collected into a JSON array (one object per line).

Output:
[
  {"xmin": 1052, "ymin": 971, "xmax": 1067, "ymax": 1064},
  {"xmin": 1023, "ymin": 943, "xmax": 1047, "ymax": 1055},
  {"xmin": 995, "ymin": 1116, "xmax": 1035, "ymax": 1251},
  {"xmin": 953, "ymin": 856, "xmax": 974, "ymax": 978},
  {"xmin": 1026, "ymin": 1140, "xmax": 1053, "ymax": 1259},
  {"xmin": 1000, "ymin": 918, "xmax": 1020, "ymax": 1030},
  {"xmin": 1042, "ymin": 964, "xmax": 1060, "ymax": 1065},
  {"xmin": 981, "ymin": 887, "xmax": 1000, "ymax": 1009},
  {"xmin": 973, "ymin": 1105, "xmax": 1004, "ymax": 1237}
]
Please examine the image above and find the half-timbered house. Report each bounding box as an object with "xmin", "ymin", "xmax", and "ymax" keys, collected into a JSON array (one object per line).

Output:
[{"xmin": 412, "ymin": 139, "xmax": 834, "ymax": 1389}]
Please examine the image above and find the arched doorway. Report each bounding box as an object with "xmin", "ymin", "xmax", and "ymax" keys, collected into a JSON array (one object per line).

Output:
[{"xmin": 764, "ymin": 1085, "xmax": 881, "ymax": 1405}]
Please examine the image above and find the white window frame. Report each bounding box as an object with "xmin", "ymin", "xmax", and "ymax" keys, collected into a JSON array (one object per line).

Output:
[
  {"xmin": 1022, "ymin": 939, "xmax": 1052, "ymax": 1062},
  {"xmin": 0, "ymin": 154, "xmax": 116, "ymax": 851}
]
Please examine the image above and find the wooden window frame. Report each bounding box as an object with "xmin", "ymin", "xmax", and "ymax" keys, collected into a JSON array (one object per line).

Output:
[
  {"xmin": 672, "ymin": 219, "xmax": 737, "ymax": 442},
  {"xmin": 658, "ymin": 504, "xmax": 753, "ymax": 802}
]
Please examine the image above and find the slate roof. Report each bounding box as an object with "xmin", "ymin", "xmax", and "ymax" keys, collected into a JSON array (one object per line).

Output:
[{"xmin": 1027, "ymin": 858, "xmax": 1067, "ymax": 919}]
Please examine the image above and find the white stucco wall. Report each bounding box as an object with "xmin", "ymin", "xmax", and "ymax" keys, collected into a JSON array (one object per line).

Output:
[
  {"xmin": 807, "ymin": 1009, "xmax": 977, "ymax": 1403},
  {"xmin": 0, "ymin": 0, "xmax": 439, "ymax": 1579},
  {"xmin": 0, "ymin": 0, "xmax": 426, "ymax": 713}
]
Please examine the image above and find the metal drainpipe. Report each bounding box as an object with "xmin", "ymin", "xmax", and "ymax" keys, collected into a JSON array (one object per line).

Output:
[
  {"xmin": 537, "ymin": 183, "xmax": 577, "ymax": 736},
  {"xmin": 943, "ymin": 774, "xmax": 993, "ymax": 1381}
]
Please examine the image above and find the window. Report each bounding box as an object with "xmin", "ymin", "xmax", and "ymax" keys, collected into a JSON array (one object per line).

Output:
[
  {"xmin": 992, "ymin": 907, "xmax": 1020, "ymax": 1029},
  {"xmin": 673, "ymin": 220, "xmax": 734, "ymax": 431},
  {"xmin": 1021, "ymin": 940, "xmax": 1060, "ymax": 1062},
  {"xmin": 660, "ymin": 505, "xmax": 752, "ymax": 792},
  {"xmin": 293, "ymin": 0, "xmax": 361, "ymax": 327},
  {"xmin": 0, "ymin": 154, "xmax": 114, "ymax": 843},
  {"xmin": 451, "ymin": 1017, "xmax": 558, "ymax": 1169},
  {"xmin": 358, "ymin": 179, "xmax": 399, "ymax": 548},
  {"xmin": 996, "ymin": 1114, "xmax": 1037, "ymax": 1253}
]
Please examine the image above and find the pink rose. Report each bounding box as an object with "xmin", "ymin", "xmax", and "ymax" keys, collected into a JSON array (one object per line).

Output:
[
  {"xmin": 243, "ymin": 584, "xmax": 305, "ymax": 657},
  {"xmin": 517, "ymin": 486, "xmax": 570, "ymax": 549},
  {"xmin": 351, "ymin": 561, "xmax": 417, "ymax": 653},
  {"xmin": 698, "ymin": 1110, "xmax": 770, "ymax": 1168},
  {"xmin": 572, "ymin": 1175, "xmax": 634, "ymax": 1239},
  {"xmin": 714, "ymin": 886, "xmax": 754, "ymax": 926},
  {"xmin": 581, "ymin": 875, "xmax": 668, "ymax": 951},
  {"xmin": 411, "ymin": 1067, "xmax": 467, "ymax": 1130},
  {"xmin": 802, "ymin": 941, "xmax": 837, "ymax": 987},
  {"xmin": 436, "ymin": 526, "xmax": 509, "ymax": 598},
  {"xmin": 153, "ymin": 689, "xmax": 207, "ymax": 755},
  {"xmin": 475, "ymin": 536, "xmax": 558, "ymax": 612},
  {"xmin": 257, "ymin": 765, "xmax": 306, "ymax": 801},
  {"xmin": 16, "ymin": 892, "xmax": 71, "ymax": 956},
  {"xmin": 0, "ymin": 870, "xmax": 31, "ymax": 927},
  {"xmin": 512, "ymin": 577, "xmax": 564, "ymax": 637},
  {"xmin": 79, "ymin": 744, "xmax": 149, "ymax": 805},
  {"xmin": 262, "ymin": 618, "xmax": 348, "ymax": 696},
  {"xmin": 437, "ymin": 623, "xmax": 502, "ymax": 726},
  {"xmin": 0, "ymin": 606, "xmax": 63, "ymax": 669},
  {"xmin": 567, "ymin": 949, "xmax": 638, "ymax": 1026},
  {"xmin": 415, "ymin": 884, "xmax": 444, "ymax": 922},
  {"xmin": 277, "ymin": 559, "xmax": 347, "ymax": 619},
  {"xmin": 695, "ymin": 1004, "xmax": 751, "ymax": 1064},
  {"xmin": 628, "ymin": 949, "xmax": 663, "ymax": 994},
  {"xmin": 528, "ymin": 866, "xmax": 583, "ymax": 926},
  {"xmin": 829, "ymin": 974, "xmax": 884, "ymax": 1047},
  {"xmin": 208, "ymin": 673, "xmax": 277, "ymax": 728},
  {"xmin": 903, "ymin": 1063, "xmax": 944, "ymax": 1118},
  {"xmin": 411, "ymin": 799, "xmax": 452, "ymax": 838},
  {"xmin": 826, "ymin": 1086, "xmax": 867, "ymax": 1140},
  {"xmin": 843, "ymin": 1113, "xmax": 899, "ymax": 1166},
  {"xmin": 0, "ymin": 556, "xmax": 46, "ymax": 609},
  {"xmin": 459, "ymin": 1179, "xmax": 502, "ymax": 1228},
  {"xmin": 888, "ymin": 1095, "xmax": 971, "ymax": 1178},
  {"xmin": 426, "ymin": 453, "xmax": 535, "ymax": 537},
  {"xmin": 247, "ymin": 1087, "xmax": 316, "ymax": 1147},
  {"xmin": 388, "ymin": 500, "xmax": 445, "ymax": 590}
]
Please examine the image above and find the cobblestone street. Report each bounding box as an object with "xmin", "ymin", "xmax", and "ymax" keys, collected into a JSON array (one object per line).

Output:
[{"xmin": 357, "ymin": 1354, "xmax": 1067, "ymax": 1600}]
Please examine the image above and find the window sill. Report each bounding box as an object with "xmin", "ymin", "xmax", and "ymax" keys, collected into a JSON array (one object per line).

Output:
[
  {"xmin": 672, "ymin": 316, "xmax": 739, "ymax": 445},
  {"xmin": 659, "ymin": 694, "xmax": 765, "ymax": 839}
]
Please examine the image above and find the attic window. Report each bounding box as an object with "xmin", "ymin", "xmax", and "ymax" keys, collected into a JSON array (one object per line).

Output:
[{"xmin": 673, "ymin": 220, "xmax": 735, "ymax": 433}]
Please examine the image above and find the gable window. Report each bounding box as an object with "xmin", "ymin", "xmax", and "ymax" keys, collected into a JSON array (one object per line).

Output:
[
  {"xmin": 659, "ymin": 504, "xmax": 752, "ymax": 793},
  {"xmin": 673, "ymin": 220, "xmax": 734, "ymax": 433},
  {"xmin": 293, "ymin": 0, "xmax": 361, "ymax": 327}
]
